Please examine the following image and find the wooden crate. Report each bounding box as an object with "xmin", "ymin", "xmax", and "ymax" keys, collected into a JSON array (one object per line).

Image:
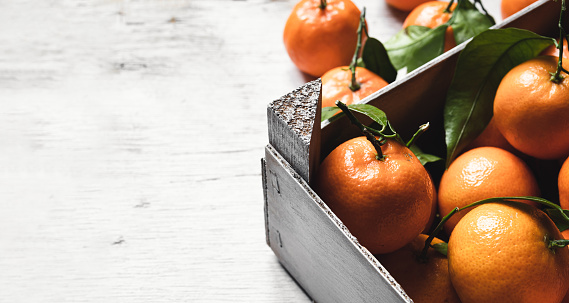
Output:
[{"xmin": 262, "ymin": 1, "xmax": 559, "ymax": 302}]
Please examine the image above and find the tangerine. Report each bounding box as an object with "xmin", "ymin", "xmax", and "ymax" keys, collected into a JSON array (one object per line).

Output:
[
  {"xmin": 501, "ymin": 0, "xmax": 538, "ymax": 19},
  {"xmin": 283, "ymin": 0, "xmax": 362, "ymax": 77},
  {"xmin": 314, "ymin": 137, "xmax": 435, "ymax": 254},
  {"xmin": 377, "ymin": 234, "xmax": 461, "ymax": 303},
  {"xmin": 438, "ymin": 146, "xmax": 540, "ymax": 235},
  {"xmin": 464, "ymin": 117, "xmax": 518, "ymax": 156},
  {"xmin": 403, "ymin": 1, "xmax": 457, "ymax": 52},
  {"xmin": 423, "ymin": 192, "xmax": 438, "ymax": 233},
  {"xmin": 563, "ymin": 228, "xmax": 569, "ymax": 240},
  {"xmin": 448, "ymin": 202, "xmax": 569, "ymax": 303},
  {"xmin": 563, "ymin": 229, "xmax": 569, "ymax": 303},
  {"xmin": 493, "ymin": 56, "xmax": 569, "ymax": 160},
  {"xmin": 385, "ymin": 0, "xmax": 432, "ymax": 12},
  {"xmin": 541, "ymin": 38, "xmax": 569, "ymax": 59},
  {"xmin": 321, "ymin": 66, "xmax": 388, "ymax": 108},
  {"xmin": 561, "ymin": 228, "xmax": 569, "ymax": 303}
]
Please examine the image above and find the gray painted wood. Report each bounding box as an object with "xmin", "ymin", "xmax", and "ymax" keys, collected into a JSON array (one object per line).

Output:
[
  {"xmin": 267, "ymin": 79, "xmax": 321, "ymax": 185},
  {"xmin": 0, "ymin": 1, "xmax": 322, "ymax": 302}
]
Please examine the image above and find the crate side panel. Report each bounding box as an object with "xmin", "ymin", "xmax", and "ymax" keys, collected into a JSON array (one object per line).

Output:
[
  {"xmin": 500, "ymin": 0, "xmax": 559, "ymax": 34},
  {"xmin": 262, "ymin": 158, "xmax": 270, "ymax": 247},
  {"xmin": 264, "ymin": 145, "xmax": 410, "ymax": 303}
]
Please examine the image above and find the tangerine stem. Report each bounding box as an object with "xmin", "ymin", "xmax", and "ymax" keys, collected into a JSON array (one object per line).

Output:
[
  {"xmin": 444, "ymin": 0, "xmax": 460, "ymax": 30},
  {"xmin": 549, "ymin": 239, "xmax": 569, "ymax": 249},
  {"xmin": 497, "ymin": 197, "xmax": 568, "ymax": 223},
  {"xmin": 420, "ymin": 207, "xmax": 458, "ymax": 262},
  {"xmin": 456, "ymin": 196, "xmax": 569, "ymax": 225},
  {"xmin": 473, "ymin": 0, "xmax": 495, "ymax": 23},
  {"xmin": 551, "ymin": 0, "xmax": 567, "ymax": 84},
  {"xmin": 406, "ymin": 122, "xmax": 429, "ymax": 148},
  {"xmin": 319, "ymin": 0, "xmax": 327, "ymax": 9},
  {"xmin": 444, "ymin": 0, "xmax": 456, "ymax": 13},
  {"xmin": 349, "ymin": 7, "xmax": 366, "ymax": 92},
  {"xmin": 336, "ymin": 100, "xmax": 385, "ymax": 160}
]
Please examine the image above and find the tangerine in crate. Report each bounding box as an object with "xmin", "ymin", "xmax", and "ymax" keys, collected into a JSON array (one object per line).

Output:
[
  {"xmin": 314, "ymin": 136, "xmax": 435, "ymax": 254},
  {"xmin": 283, "ymin": 0, "xmax": 362, "ymax": 77},
  {"xmin": 403, "ymin": 1, "xmax": 457, "ymax": 52}
]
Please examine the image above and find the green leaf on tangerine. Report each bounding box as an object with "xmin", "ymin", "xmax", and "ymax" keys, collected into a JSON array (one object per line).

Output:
[
  {"xmin": 321, "ymin": 106, "xmax": 341, "ymax": 122},
  {"xmin": 385, "ymin": 25, "xmax": 447, "ymax": 72},
  {"xmin": 546, "ymin": 208, "xmax": 569, "ymax": 232},
  {"xmin": 362, "ymin": 37, "xmax": 398, "ymax": 83},
  {"xmin": 444, "ymin": 28, "xmax": 554, "ymax": 167},
  {"xmin": 432, "ymin": 242, "xmax": 448, "ymax": 256},
  {"xmin": 346, "ymin": 104, "xmax": 389, "ymax": 129},
  {"xmin": 450, "ymin": 0, "xmax": 495, "ymax": 45},
  {"xmin": 409, "ymin": 145, "xmax": 443, "ymax": 166}
]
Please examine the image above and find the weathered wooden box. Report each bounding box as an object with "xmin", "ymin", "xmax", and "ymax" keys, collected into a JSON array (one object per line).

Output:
[{"xmin": 262, "ymin": 1, "xmax": 559, "ymax": 302}]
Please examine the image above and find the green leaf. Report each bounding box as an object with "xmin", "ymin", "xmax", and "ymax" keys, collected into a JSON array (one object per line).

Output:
[
  {"xmin": 346, "ymin": 104, "xmax": 388, "ymax": 128},
  {"xmin": 431, "ymin": 242, "xmax": 448, "ymax": 256},
  {"xmin": 472, "ymin": 0, "xmax": 496, "ymax": 24},
  {"xmin": 321, "ymin": 106, "xmax": 341, "ymax": 122},
  {"xmin": 384, "ymin": 0, "xmax": 496, "ymax": 73},
  {"xmin": 546, "ymin": 209, "xmax": 569, "ymax": 232},
  {"xmin": 450, "ymin": 0, "xmax": 495, "ymax": 45},
  {"xmin": 362, "ymin": 37, "xmax": 398, "ymax": 83},
  {"xmin": 385, "ymin": 25, "xmax": 447, "ymax": 72},
  {"xmin": 444, "ymin": 28, "xmax": 554, "ymax": 167},
  {"xmin": 409, "ymin": 144, "xmax": 443, "ymax": 166}
]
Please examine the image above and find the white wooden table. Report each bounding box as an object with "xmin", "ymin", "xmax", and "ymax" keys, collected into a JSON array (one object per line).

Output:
[{"xmin": 0, "ymin": 0, "xmax": 501, "ymax": 301}]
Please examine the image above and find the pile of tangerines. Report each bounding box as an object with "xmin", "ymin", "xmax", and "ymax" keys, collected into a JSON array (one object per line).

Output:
[
  {"xmin": 283, "ymin": 0, "xmax": 540, "ymax": 109},
  {"xmin": 282, "ymin": 0, "xmax": 569, "ymax": 302}
]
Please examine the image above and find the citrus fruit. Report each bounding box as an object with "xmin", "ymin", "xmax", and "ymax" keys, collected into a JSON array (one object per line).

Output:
[
  {"xmin": 438, "ymin": 146, "xmax": 540, "ymax": 235},
  {"xmin": 321, "ymin": 66, "xmax": 388, "ymax": 108},
  {"xmin": 423, "ymin": 192, "xmax": 438, "ymax": 233},
  {"xmin": 377, "ymin": 234, "xmax": 461, "ymax": 303},
  {"xmin": 563, "ymin": 229, "xmax": 569, "ymax": 303},
  {"xmin": 385, "ymin": 0, "xmax": 432, "ymax": 12},
  {"xmin": 314, "ymin": 137, "xmax": 435, "ymax": 254},
  {"xmin": 564, "ymin": 289, "xmax": 569, "ymax": 303},
  {"xmin": 559, "ymin": 156, "xmax": 569, "ymax": 209},
  {"xmin": 448, "ymin": 202, "xmax": 569, "ymax": 303},
  {"xmin": 541, "ymin": 38, "xmax": 569, "ymax": 59},
  {"xmin": 562, "ymin": 229, "xmax": 569, "ymax": 303},
  {"xmin": 464, "ymin": 117, "xmax": 518, "ymax": 156},
  {"xmin": 493, "ymin": 56, "xmax": 569, "ymax": 160},
  {"xmin": 283, "ymin": 0, "xmax": 362, "ymax": 77},
  {"xmin": 563, "ymin": 228, "xmax": 569, "ymax": 241},
  {"xmin": 403, "ymin": 1, "xmax": 457, "ymax": 52},
  {"xmin": 501, "ymin": 0, "xmax": 538, "ymax": 19}
]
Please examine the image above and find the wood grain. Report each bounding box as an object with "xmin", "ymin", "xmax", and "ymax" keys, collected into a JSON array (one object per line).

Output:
[
  {"xmin": 0, "ymin": 1, "xmax": 312, "ymax": 302},
  {"xmin": 268, "ymin": 79, "xmax": 321, "ymax": 185},
  {"xmin": 0, "ymin": 0, "xmax": 505, "ymax": 302}
]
